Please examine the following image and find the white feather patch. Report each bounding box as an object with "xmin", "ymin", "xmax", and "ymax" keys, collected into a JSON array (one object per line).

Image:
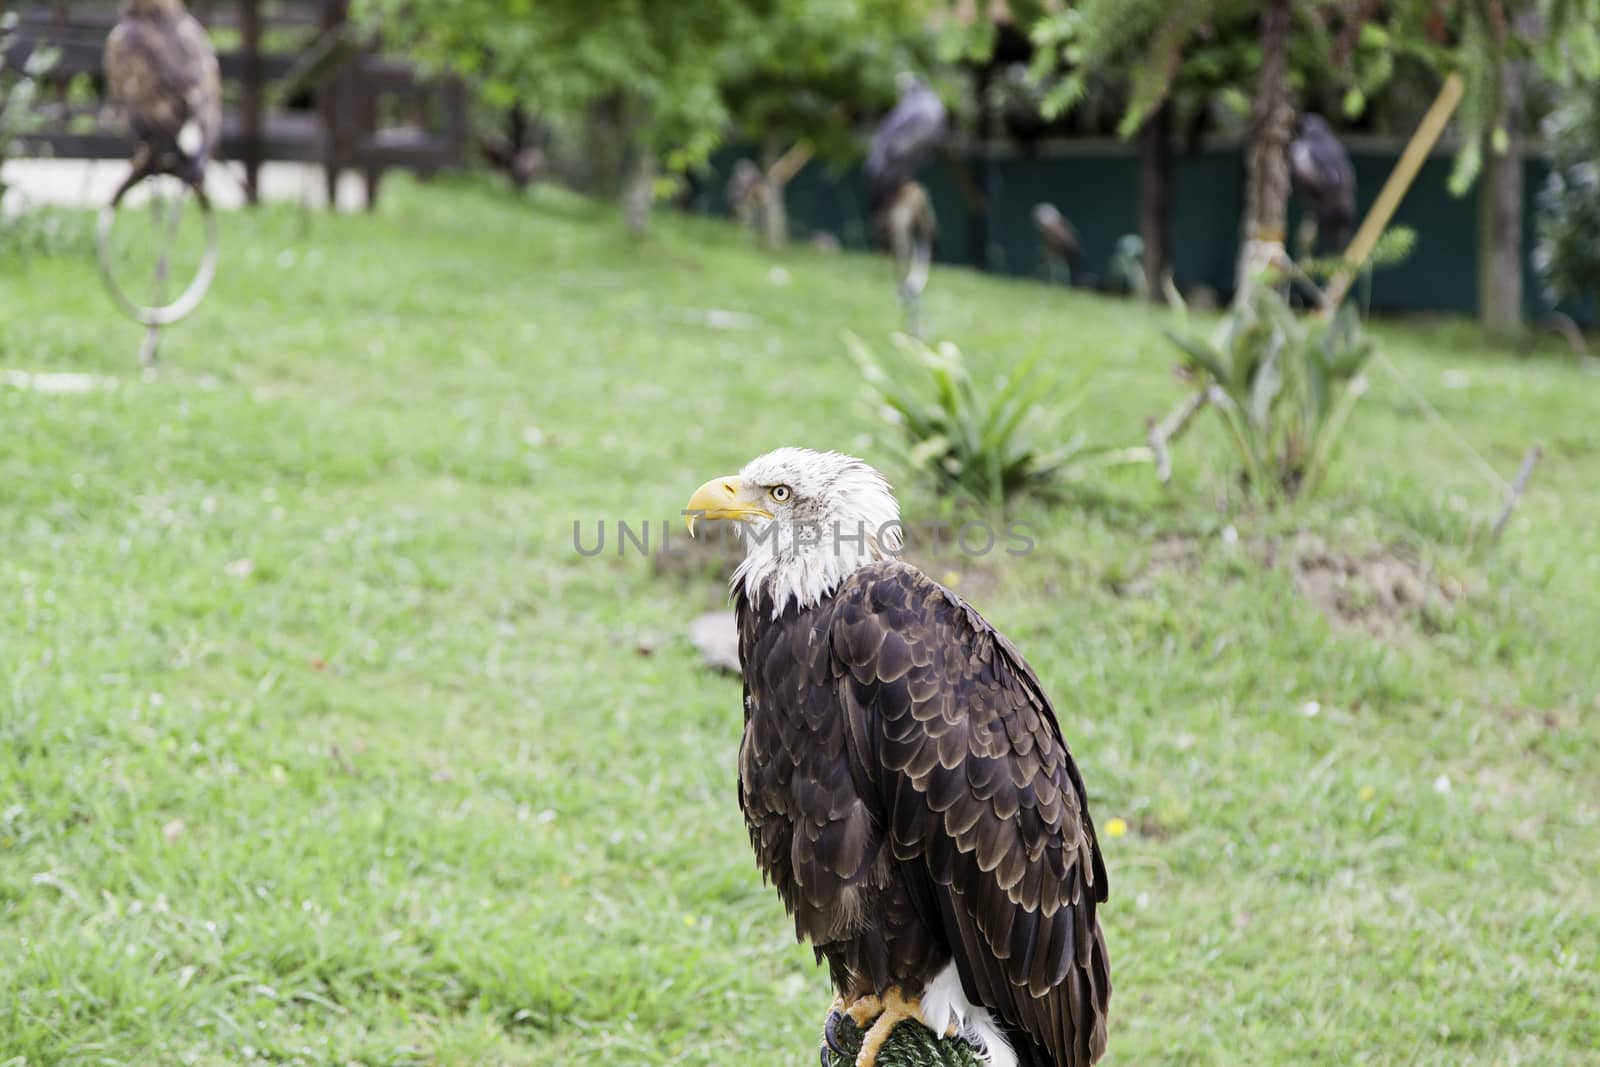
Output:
[
  {"xmin": 178, "ymin": 120, "xmax": 203, "ymax": 157},
  {"xmin": 921, "ymin": 960, "xmax": 1017, "ymax": 1067},
  {"xmin": 728, "ymin": 448, "xmax": 902, "ymax": 617}
]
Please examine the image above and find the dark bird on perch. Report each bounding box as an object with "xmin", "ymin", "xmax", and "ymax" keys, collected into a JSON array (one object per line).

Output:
[
  {"xmin": 103, "ymin": 0, "xmax": 221, "ymax": 204},
  {"xmin": 1032, "ymin": 203, "xmax": 1085, "ymax": 284},
  {"xmin": 1289, "ymin": 114, "xmax": 1357, "ymax": 254},
  {"xmin": 866, "ymin": 73, "xmax": 948, "ymax": 235},
  {"xmin": 686, "ymin": 449, "xmax": 1111, "ymax": 1067}
]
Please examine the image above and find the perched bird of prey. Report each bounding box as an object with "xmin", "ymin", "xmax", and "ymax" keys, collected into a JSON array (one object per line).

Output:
[
  {"xmin": 866, "ymin": 73, "xmax": 948, "ymax": 230},
  {"xmin": 685, "ymin": 449, "xmax": 1110, "ymax": 1067},
  {"xmin": 1032, "ymin": 203, "xmax": 1085, "ymax": 285},
  {"xmin": 1289, "ymin": 114, "xmax": 1357, "ymax": 254},
  {"xmin": 103, "ymin": 0, "xmax": 221, "ymax": 201},
  {"xmin": 725, "ymin": 158, "xmax": 766, "ymax": 234}
]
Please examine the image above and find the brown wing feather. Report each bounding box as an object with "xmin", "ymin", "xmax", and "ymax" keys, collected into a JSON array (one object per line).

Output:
[{"xmin": 829, "ymin": 561, "xmax": 1111, "ymax": 1066}]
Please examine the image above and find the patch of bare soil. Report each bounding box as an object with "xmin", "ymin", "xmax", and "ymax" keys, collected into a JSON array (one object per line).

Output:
[
  {"xmin": 1115, "ymin": 534, "xmax": 1206, "ymax": 596},
  {"xmin": 1284, "ymin": 536, "xmax": 1464, "ymax": 640},
  {"xmin": 1116, "ymin": 530, "xmax": 1467, "ymax": 641}
]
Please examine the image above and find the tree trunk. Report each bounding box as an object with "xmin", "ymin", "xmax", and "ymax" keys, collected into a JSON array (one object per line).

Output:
[
  {"xmin": 1477, "ymin": 6, "xmax": 1532, "ymax": 335},
  {"xmin": 1236, "ymin": 0, "xmax": 1294, "ymax": 299},
  {"xmin": 761, "ymin": 136, "xmax": 788, "ymax": 250},
  {"xmin": 1477, "ymin": 124, "xmax": 1523, "ymax": 334},
  {"xmin": 1138, "ymin": 101, "xmax": 1172, "ymax": 303},
  {"xmin": 623, "ymin": 148, "xmax": 656, "ymax": 236}
]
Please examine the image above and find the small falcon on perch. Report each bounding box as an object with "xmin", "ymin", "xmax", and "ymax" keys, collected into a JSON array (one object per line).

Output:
[
  {"xmin": 685, "ymin": 449, "xmax": 1111, "ymax": 1067},
  {"xmin": 1289, "ymin": 113, "xmax": 1357, "ymax": 254},
  {"xmin": 103, "ymin": 0, "xmax": 221, "ymax": 202}
]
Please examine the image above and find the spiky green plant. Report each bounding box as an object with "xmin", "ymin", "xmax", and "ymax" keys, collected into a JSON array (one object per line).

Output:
[
  {"xmin": 846, "ymin": 332, "xmax": 1150, "ymax": 512},
  {"xmin": 1164, "ymin": 287, "xmax": 1374, "ymax": 498}
]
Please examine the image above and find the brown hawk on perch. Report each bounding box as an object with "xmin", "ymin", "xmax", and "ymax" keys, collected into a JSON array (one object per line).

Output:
[{"xmin": 103, "ymin": 0, "xmax": 221, "ymax": 202}]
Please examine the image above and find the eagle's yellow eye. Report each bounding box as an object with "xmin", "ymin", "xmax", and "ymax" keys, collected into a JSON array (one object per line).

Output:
[{"xmin": 770, "ymin": 485, "xmax": 792, "ymax": 502}]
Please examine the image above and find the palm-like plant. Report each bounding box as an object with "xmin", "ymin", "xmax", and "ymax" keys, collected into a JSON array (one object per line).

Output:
[
  {"xmin": 1163, "ymin": 287, "xmax": 1373, "ymax": 497},
  {"xmin": 846, "ymin": 332, "xmax": 1150, "ymax": 512}
]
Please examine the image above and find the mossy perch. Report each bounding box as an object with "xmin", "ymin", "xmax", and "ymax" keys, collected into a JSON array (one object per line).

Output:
[{"xmin": 822, "ymin": 1014, "xmax": 986, "ymax": 1067}]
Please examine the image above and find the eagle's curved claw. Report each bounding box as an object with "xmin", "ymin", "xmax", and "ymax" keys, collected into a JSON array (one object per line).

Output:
[{"xmin": 823, "ymin": 1008, "xmax": 852, "ymax": 1061}]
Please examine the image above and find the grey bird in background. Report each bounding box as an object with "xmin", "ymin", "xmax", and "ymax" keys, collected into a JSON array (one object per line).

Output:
[
  {"xmin": 725, "ymin": 158, "xmax": 765, "ymax": 233},
  {"xmin": 1290, "ymin": 113, "xmax": 1357, "ymax": 254},
  {"xmin": 865, "ymin": 72, "xmax": 947, "ymax": 226},
  {"xmin": 103, "ymin": 0, "xmax": 221, "ymax": 200}
]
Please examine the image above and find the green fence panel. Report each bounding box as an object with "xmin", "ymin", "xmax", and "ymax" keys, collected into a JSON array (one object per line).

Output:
[{"xmin": 693, "ymin": 143, "xmax": 1591, "ymax": 326}]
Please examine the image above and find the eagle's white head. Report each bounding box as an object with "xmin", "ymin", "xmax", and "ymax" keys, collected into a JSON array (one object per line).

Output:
[{"xmin": 685, "ymin": 448, "xmax": 902, "ymax": 616}]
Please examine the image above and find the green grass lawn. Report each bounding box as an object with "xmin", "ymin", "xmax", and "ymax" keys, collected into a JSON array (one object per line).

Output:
[{"xmin": 1, "ymin": 177, "xmax": 1597, "ymax": 1066}]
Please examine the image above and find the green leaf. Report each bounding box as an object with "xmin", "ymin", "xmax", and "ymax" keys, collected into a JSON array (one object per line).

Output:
[
  {"xmin": 1163, "ymin": 329, "xmax": 1230, "ymax": 384},
  {"xmin": 1248, "ymin": 335, "xmax": 1284, "ymax": 430}
]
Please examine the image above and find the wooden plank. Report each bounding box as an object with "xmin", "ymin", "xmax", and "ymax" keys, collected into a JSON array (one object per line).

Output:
[{"xmin": 239, "ymin": 0, "xmax": 264, "ymax": 203}]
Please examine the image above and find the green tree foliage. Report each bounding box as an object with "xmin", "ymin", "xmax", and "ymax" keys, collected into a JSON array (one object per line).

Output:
[
  {"xmin": 720, "ymin": 0, "xmax": 936, "ymax": 166},
  {"xmin": 1534, "ymin": 87, "xmax": 1600, "ymax": 306},
  {"xmin": 1026, "ymin": 1, "xmax": 1395, "ymax": 137},
  {"xmin": 717, "ymin": 0, "xmax": 945, "ymax": 246},
  {"xmin": 1023, "ymin": 0, "xmax": 1600, "ymax": 192},
  {"xmin": 359, "ymin": 0, "xmax": 948, "ymax": 231},
  {"xmin": 357, "ymin": 0, "xmax": 752, "ymax": 183}
]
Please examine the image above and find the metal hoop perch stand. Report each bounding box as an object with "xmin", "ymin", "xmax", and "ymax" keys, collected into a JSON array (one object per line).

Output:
[{"xmin": 96, "ymin": 172, "xmax": 220, "ymax": 367}]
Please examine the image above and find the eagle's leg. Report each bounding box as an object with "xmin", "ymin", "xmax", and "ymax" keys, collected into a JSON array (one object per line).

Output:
[
  {"xmin": 852, "ymin": 987, "xmax": 934, "ymax": 1067},
  {"xmin": 822, "ymin": 992, "xmax": 883, "ymax": 1063}
]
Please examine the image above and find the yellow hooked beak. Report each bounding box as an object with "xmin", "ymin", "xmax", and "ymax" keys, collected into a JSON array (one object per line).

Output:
[{"xmin": 684, "ymin": 476, "xmax": 772, "ymax": 536}]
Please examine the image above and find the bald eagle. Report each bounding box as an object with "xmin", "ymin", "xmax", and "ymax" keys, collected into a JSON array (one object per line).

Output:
[
  {"xmin": 103, "ymin": 0, "xmax": 221, "ymax": 202},
  {"xmin": 685, "ymin": 449, "xmax": 1110, "ymax": 1067}
]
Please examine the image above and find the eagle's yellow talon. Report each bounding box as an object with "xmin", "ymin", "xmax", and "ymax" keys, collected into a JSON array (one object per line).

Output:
[
  {"xmin": 852, "ymin": 987, "xmax": 932, "ymax": 1067},
  {"xmin": 845, "ymin": 993, "xmax": 884, "ymax": 1029}
]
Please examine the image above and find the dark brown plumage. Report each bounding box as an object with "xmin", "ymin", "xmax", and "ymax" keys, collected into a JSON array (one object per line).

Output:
[
  {"xmin": 736, "ymin": 559, "xmax": 1110, "ymax": 1067},
  {"xmin": 103, "ymin": 0, "xmax": 220, "ymax": 192}
]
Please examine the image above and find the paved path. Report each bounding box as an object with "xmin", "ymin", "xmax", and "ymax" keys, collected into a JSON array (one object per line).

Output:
[{"xmin": 2, "ymin": 158, "xmax": 370, "ymax": 215}]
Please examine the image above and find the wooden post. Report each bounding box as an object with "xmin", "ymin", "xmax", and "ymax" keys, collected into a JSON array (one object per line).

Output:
[
  {"xmin": 1139, "ymin": 101, "xmax": 1172, "ymax": 303},
  {"xmin": 1323, "ymin": 74, "xmax": 1464, "ymax": 313},
  {"xmin": 239, "ymin": 0, "xmax": 263, "ymax": 206},
  {"xmin": 319, "ymin": 0, "xmax": 351, "ymax": 210},
  {"xmin": 1235, "ymin": 0, "xmax": 1293, "ymax": 298},
  {"xmin": 1489, "ymin": 444, "xmax": 1543, "ymax": 543}
]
